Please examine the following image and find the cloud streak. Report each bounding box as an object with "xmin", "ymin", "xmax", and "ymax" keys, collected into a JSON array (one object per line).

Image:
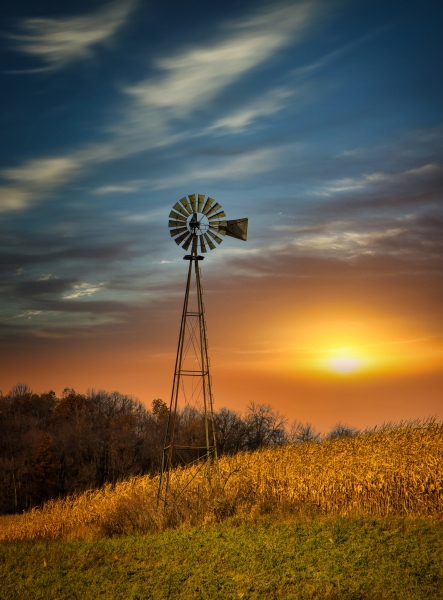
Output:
[
  {"xmin": 208, "ymin": 87, "xmax": 294, "ymax": 133},
  {"xmin": 0, "ymin": 156, "xmax": 81, "ymax": 211},
  {"xmin": 9, "ymin": 0, "xmax": 137, "ymax": 71},
  {"xmin": 271, "ymin": 212, "xmax": 443, "ymax": 264},
  {"xmin": 324, "ymin": 163, "xmax": 443, "ymax": 194},
  {"xmin": 125, "ymin": 3, "xmax": 316, "ymax": 119}
]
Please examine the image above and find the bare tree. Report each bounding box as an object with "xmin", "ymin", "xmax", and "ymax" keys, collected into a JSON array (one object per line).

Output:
[
  {"xmin": 214, "ymin": 407, "xmax": 248, "ymax": 454},
  {"xmin": 7, "ymin": 383, "xmax": 32, "ymax": 399},
  {"xmin": 326, "ymin": 422, "xmax": 358, "ymax": 440},
  {"xmin": 288, "ymin": 421, "xmax": 321, "ymax": 444},
  {"xmin": 244, "ymin": 402, "xmax": 287, "ymax": 450}
]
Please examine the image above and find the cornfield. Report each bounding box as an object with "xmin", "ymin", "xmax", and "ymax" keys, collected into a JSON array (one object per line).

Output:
[{"xmin": 1, "ymin": 421, "xmax": 442, "ymax": 542}]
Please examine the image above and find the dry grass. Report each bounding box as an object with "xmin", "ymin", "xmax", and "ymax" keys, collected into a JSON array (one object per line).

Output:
[{"xmin": 1, "ymin": 421, "xmax": 442, "ymax": 542}]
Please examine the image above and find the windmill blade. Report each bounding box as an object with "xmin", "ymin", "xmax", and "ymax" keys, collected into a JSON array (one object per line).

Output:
[
  {"xmin": 207, "ymin": 230, "xmax": 223, "ymax": 245},
  {"xmin": 168, "ymin": 219, "xmax": 186, "ymax": 227},
  {"xmin": 174, "ymin": 231, "xmax": 191, "ymax": 245},
  {"xmin": 200, "ymin": 236, "xmax": 207, "ymax": 253},
  {"xmin": 182, "ymin": 234, "xmax": 194, "ymax": 251},
  {"xmin": 169, "ymin": 210, "xmax": 187, "ymax": 222},
  {"xmin": 208, "ymin": 210, "xmax": 226, "ymax": 221},
  {"xmin": 205, "ymin": 202, "xmax": 222, "ymax": 218},
  {"xmin": 201, "ymin": 197, "xmax": 215, "ymax": 215},
  {"xmin": 173, "ymin": 202, "xmax": 190, "ymax": 217},
  {"xmin": 180, "ymin": 196, "xmax": 193, "ymax": 214},
  {"xmin": 169, "ymin": 219, "xmax": 188, "ymax": 229},
  {"xmin": 169, "ymin": 219, "xmax": 188, "ymax": 228},
  {"xmin": 209, "ymin": 223, "xmax": 226, "ymax": 236},
  {"xmin": 188, "ymin": 194, "xmax": 197, "ymax": 212},
  {"xmin": 197, "ymin": 194, "xmax": 205, "ymax": 212},
  {"xmin": 203, "ymin": 233, "xmax": 216, "ymax": 250},
  {"xmin": 170, "ymin": 226, "xmax": 188, "ymax": 238},
  {"xmin": 219, "ymin": 218, "xmax": 248, "ymax": 241},
  {"xmin": 191, "ymin": 236, "xmax": 198, "ymax": 255}
]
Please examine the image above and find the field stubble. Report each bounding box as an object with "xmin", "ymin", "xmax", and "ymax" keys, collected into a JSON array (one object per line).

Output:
[{"xmin": 1, "ymin": 421, "xmax": 442, "ymax": 542}]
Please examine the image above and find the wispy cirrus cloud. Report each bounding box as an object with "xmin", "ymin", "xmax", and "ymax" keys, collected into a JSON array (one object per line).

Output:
[
  {"xmin": 0, "ymin": 156, "xmax": 81, "ymax": 211},
  {"xmin": 8, "ymin": 0, "xmax": 137, "ymax": 72},
  {"xmin": 321, "ymin": 162, "xmax": 443, "ymax": 195},
  {"xmin": 92, "ymin": 181, "xmax": 144, "ymax": 195},
  {"xmin": 208, "ymin": 87, "xmax": 294, "ymax": 133},
  {"xmin": 0, "ymin": 2, "xmax": 322, "ymax": 212},
  {"xmin": 124, "ymin": 2, "xmax": 318, "ymax": 122},
  {"xmin": 87, "ymin": 146, "xmax": 281, "ymax": 199},
  {"xmin": 272, "ymin": 211, "xmax": 443, "ymax": 262},
  {"xmin": 145, "ymin": 146, "xmax": 284, "ymax": 190},
  {"xmin": 206, "ymin": 33, "xmax": 384, "ymax": 136},
  {"xmin": 63, "ymin": 282, "xmax": 106, "ymax": 300}
]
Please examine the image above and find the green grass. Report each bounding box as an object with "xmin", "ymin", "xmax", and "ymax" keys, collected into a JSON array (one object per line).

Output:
[{"xmin": 1, "ymin": 516, "xmax": 442, "ymax": 599}]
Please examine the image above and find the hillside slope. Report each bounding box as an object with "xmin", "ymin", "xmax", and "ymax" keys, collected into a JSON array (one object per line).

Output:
[{"xmin": 1, "ymin": 421, "xmax": 441, "ymax": 542}]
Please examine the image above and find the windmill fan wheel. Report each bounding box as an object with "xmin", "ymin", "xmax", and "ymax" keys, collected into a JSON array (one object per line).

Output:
[{"xmin": 168, "ymin": 194, "xmax": 227, "ymax": 253}]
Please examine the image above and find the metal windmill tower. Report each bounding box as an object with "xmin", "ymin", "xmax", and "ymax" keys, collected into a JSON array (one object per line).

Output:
[{"xmin": 157, "ymin": 194, "xmax": 248, "ymax": 505}]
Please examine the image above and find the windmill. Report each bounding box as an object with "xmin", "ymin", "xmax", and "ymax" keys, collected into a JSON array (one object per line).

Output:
[{"xmin": 157, "ymin": 194, "xmax": 248, "ymax": 505}]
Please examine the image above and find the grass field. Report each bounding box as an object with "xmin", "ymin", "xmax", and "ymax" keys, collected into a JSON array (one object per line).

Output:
[
  {"xmin": 1, "ymin": 421, "xmax": 442, "ymax": 598},
  {"xmin": 1, "ymin": 515, "xmax": 442, "ymax": 599}
]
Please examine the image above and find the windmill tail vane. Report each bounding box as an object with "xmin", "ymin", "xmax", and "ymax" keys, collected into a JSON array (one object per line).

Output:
[{"xmin": 158, "ymin": 194, "xmax": 248, "ymax": 509}]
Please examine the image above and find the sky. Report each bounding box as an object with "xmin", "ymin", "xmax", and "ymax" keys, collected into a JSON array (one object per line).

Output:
[{"xmin": 0, "ymin": 0, "xmax": 442, "ymax": 432}]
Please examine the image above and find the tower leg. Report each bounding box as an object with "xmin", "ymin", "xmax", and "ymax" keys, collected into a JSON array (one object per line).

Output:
[
  {"xmin": 195, "ymin": 259, "xmax": 219, "ymax": 484},
  {"xmin": 157, "ymin": 254, "xmax": 219, "ymax": 508},
  {"xmin": 157, "ymin": 259, "xmax": 193, "ymax": 506}
]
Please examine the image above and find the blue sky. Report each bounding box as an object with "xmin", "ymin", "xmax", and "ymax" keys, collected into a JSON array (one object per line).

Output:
[{"xmin": 0, "ymin": 0, "xmax": 442, "ymax": 427}]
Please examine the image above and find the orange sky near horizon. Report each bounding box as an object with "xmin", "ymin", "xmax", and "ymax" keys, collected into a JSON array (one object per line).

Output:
[
  {"xmin": 2, "ymin": 344, "xmax": 442, "ymax": 434},
  {"xmin": 3, "ymin": 250, "xmax": 442, "ymax": 434}
]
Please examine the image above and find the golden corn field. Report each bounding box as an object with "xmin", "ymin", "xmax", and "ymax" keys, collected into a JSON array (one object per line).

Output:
[{"xmin": 1, "ymin": 421, "xmax": 442, "ymax": 542}]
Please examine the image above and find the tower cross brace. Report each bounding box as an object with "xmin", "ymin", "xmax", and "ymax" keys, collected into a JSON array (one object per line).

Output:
[{"xmin": 157, "ymin": 252, "xmax": 218, "ymax": 506}]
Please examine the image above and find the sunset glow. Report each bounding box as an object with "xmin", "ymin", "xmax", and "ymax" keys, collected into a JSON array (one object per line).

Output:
[{"xmin": 0, "ymin": 0, "xmax": 441, "ymax": 431}]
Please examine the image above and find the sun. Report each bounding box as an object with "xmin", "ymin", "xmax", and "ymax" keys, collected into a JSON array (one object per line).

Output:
[
  {"xmin": 327, "ymin": 356, "xmax": 362, "ymax": 374},
  {"xmin": 320, "ymin": 346, "xmax": 368, "ymax": 375}
]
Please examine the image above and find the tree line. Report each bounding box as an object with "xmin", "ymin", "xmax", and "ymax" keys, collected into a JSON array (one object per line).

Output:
[{"xmin": 0, "ymin": 383, "xmax": 355, "ymax": 515}]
